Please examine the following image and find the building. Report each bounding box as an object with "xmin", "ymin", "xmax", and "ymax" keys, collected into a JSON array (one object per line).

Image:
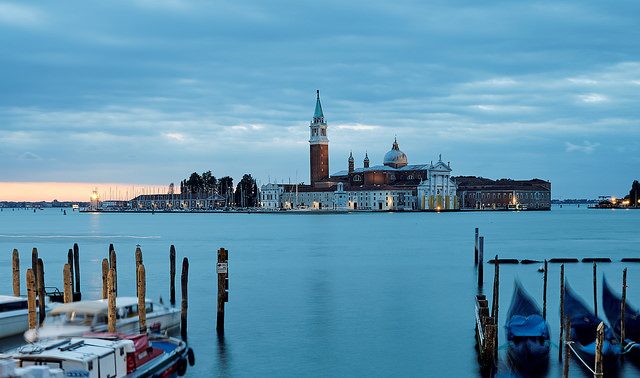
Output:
[
  {"xmin": 455, "ymin": 176, "xmax": 551, "ymax": 210},
  {"xmin": 260, "ymin": 91, "xmax": 458, "ymax": 211},
  {"xmin": 130, "ymin": 193, "xmax": 226, "ymax": 210}
]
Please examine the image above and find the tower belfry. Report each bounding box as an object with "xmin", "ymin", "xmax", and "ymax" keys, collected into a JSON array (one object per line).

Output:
[{"xmin": 309, "ymin": 90, "xmax": 329, "ymax": 186}]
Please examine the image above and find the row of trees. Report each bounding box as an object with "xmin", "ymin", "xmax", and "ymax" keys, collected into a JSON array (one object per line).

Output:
[{"xmin": 177, "ymin": 171, "xmax": 259, "ymax": 207}]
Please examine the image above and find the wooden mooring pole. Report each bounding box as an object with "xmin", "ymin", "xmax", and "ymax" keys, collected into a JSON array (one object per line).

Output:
[
  {"xmin": 543, "ymin": 259, "xmax": 548, "ymax": 320},
  {"xmin": 474, "ymin": 228, "xmax": 479, "ymax": 265},
  {"xmin": 181, "ymin": 258, "xmax": 189, "ymax": 341},
  {"xmin": 135, "ymin": 246, "xmax": 143, "ymax": 297},
  {"xmin": 74, "ymin": 243, "xmax": 80, "ymax": 297},
  {"xmin": 595, "ymin": 322, "xmax": 604, "ymax": 376},
  {"xmin": 491, "ymin": 254, "xmax": 499, "ymax": 353},
  {"xmin": 109, "ymin": 247, "xmax": 117, "ymax": 296},
  {"xmin": 478, "ymin": 236, "xmax": 484, "ymax": 287},
  {"xmin": 108, "ymin": 268, "xmax": 116, "ymax": 333},
  {"xmin": 563, "ymin": 315, "xmax": 571, "ymax": 378},
  {"xmin": 68, "ymin": 249, "xmax": 74, "ymax": 294},
  {"xmin": 13, "ymin": 249, "xmax": 20, "ymax": 297},
  {"xmin": 101, "ymin": 259, "xmax": 108, "ymax": 299},
  {"xmin": 170, "ymin": 245, "xmax": 176, "ymax": 306},
  {"xmin": 37, "ymin": 258, "xmax": 45, "ymax": 325},
  {"xmin": 27, "ymin": 269, "xmax": 36, "ymax": 330},
  {"xmin": 559, "ymin": 264, "xmax": 565, "ymax": 361},
  {"xmin": 138, "ymin": 264, "xmax": 147, "ymax": 334},
  {"xmin": 622, "ymin": 268, "xmax": 627, "ymax": 347},
  {"xmin": 31, "ymin": 248, "xmax": 38, "ymax": 300},
  {"xmin": 593, "ymin": 261, "xmax": 598, "ymax": 317},
  {"xmin": 217, "ymin": 248, "xmax": 229, "ymax": 332},
  {"xmin": 63, "ymin": 264, "xmax": 73, "ymax": 303}
]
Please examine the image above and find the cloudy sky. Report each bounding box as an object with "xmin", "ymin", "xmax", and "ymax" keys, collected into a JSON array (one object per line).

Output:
[{"xmin": 1, "ymin": 0, "xmax": 638, "ymax": 201}]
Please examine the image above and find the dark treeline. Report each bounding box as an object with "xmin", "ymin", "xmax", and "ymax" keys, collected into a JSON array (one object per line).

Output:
[
  {"xmin": 627, "ymin": 180, "xmax": 640, "ymax": 206},
  {"xmin": 179, "ymin": 171, "xmax": 258, "ymax": 207}
]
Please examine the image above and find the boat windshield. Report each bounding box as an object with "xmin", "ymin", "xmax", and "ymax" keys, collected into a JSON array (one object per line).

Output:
[{"xmin": 44, "ymin": 312, "xmax": 95, "ymax": 326}]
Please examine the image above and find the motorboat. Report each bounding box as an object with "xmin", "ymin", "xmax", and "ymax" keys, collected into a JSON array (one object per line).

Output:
[
  {"xmin": 2, "ymin": 332, "xmax": 194, "ymax": 377},
  {"xmin": 25, "ymin": 297, "xmax": 180, "ymax": 342},
  {"xmin": 0, "ymin": 295, "xmax": 30, "ymax": 339}
]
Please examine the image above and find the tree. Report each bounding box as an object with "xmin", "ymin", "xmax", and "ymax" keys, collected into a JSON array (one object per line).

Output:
[
  {"xmin": 184, "ymin": 172, "xmax": 204, "ymax": 194},
  {"xmin": 219, "ymin": 176, "xmax": 234, "ymax": 205},
  {"xmin": 202, "ymin": 170, "xmax": 217, "ymax": 194},
  {"xmin": 629, "ymin": 180, "xmax": 640, "ymax": 207},
  {"xmin": 235, "ymin": 174, "xmax": 258, "ymax": 207}
]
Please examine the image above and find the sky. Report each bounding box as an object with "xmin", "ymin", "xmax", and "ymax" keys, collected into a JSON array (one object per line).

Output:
[{"xmin": 0, "ymin": 0, "xmax": 639, "ymax": 201}]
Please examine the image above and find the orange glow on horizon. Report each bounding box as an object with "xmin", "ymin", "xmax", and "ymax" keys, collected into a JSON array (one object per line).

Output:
[{"xmin": 0, "ymin": 182, "xmax": 167, "ymax": 202}]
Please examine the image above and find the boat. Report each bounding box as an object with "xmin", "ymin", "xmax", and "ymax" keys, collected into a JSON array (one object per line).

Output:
[
  {"xmin": 2, "ymin": 332, "xmax": 194, "ymax": 377},
  {"xmin": 563, "ymin": 283, "xmax": 621, "ymax": 369},
  {"xmin": 0, "ymin": 295, "xmax": 30, "ymax": 339},
  {"xmin": 504, "ymin": 281, "xmax": 550, "ymax": 371},
  {"xmin": 602, "ymin": 276, "xmax": 640, "ymax": 357},
  {"xmin": 25, "ymin": 297, "xmax": 180, "ymax": 342}
]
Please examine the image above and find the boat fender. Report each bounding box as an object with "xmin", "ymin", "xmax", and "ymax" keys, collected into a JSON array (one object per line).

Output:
[
  {"xmin": 187, "ymin": 348, "xmax": 195, "ymax": 366},
  {"xmin": 177, "ymin": 357, "xmax": 187, "ymax": 376}
]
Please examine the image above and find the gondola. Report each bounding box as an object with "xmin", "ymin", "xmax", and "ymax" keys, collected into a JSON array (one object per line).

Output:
[
  {"xmin": 602, "ymin": 276, "xmax": 640, "ymax": 357},
  {"xmin": 563, "ymin": 283, "xmax": 621, "ymax": 369},
  {"xmin": 504, "ymin": 281, "xmax": 550, "ymax": 371}
]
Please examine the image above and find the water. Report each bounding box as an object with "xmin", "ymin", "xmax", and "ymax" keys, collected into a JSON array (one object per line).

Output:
[{"xmin": 1, "ymin": 206, "xmax": 640, "ymax": 377}]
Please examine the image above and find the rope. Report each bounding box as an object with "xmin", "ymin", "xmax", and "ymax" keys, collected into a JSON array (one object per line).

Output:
[
  {"xmin": 623, "ymin": 340, "xmax": 638, "ymax": 354},
  {"xmin": 566, "ymin": 341, "xmax": 597, "ymax": 375}
]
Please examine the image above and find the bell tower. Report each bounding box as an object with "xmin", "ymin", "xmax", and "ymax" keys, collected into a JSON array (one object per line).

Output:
[{"xmin": 309, "ymin": 90, "xmax": 329, "ymax": 186}]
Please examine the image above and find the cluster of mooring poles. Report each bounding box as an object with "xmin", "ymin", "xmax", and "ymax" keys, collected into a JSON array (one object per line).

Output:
[
  {"xmin": 473, "ymin": 227, "xmax": 631, "ymax": 377},
  {"xmin": 10, "ymin": 244, "xmax": 213, "ymax": 342}
]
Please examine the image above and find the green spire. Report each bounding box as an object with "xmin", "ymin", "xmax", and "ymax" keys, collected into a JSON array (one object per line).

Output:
[{"xmin": 314, "ymin": 90, "xmax": 324, "ymax": 119}]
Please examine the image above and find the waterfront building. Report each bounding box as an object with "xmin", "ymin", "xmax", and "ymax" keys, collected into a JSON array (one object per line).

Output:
[
  {"xmin": 455, "ymin": 176, "xmax": 551, "ymax": 210},
  {"xmin": 259, "ymin": 91, "xmax": 458, "ymax": 211},
  {"xmin": 130, "ymin": 193, "xmax": 226, "ymax": 210}
]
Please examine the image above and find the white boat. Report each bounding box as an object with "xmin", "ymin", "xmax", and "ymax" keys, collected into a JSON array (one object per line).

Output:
[
  {"xmin": 25, "ymin": 297, "xmax": 180, "ymax": 342},
  {"xmin": 0, "ymin": 295, "xmax": 31, "ymax": 339},
  {"xmin": 2, "ymin": 332, "xmax": 194, "ymax": 378}
]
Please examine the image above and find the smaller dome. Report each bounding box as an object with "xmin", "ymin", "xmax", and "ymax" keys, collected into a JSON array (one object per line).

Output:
[{"xmin": 383, "ymin": 139, "xmax": 408, "ymax": 168}]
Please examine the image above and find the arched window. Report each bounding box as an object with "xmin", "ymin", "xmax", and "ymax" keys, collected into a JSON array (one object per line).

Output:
[{"xmin": 354, "ymin": 175, "xmax": 361, "ymax": 182}]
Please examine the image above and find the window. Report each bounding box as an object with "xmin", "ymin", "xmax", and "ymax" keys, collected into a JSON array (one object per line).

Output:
[{"xmin": 354, "ymin": 175, "xmax": 361, "ymax": 182}]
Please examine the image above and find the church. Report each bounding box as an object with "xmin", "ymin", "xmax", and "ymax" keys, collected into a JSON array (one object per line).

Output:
[{"xmin": 260, "ymin": 91, "xmax": 458, "ymax": 211}]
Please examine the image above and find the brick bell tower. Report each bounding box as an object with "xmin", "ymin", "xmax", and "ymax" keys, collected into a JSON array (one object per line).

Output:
[{"xmin": 309, "ymin": 90, "xmax": 329, "ymax": 186}]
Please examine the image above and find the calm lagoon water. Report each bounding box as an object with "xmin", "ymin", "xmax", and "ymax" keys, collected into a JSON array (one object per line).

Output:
[{"xmin": 1, "ymin": 206, "xmax": 640, "ymax": 377}]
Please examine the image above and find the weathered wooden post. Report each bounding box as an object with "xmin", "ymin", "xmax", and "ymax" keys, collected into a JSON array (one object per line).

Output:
[
  {"xmin": 543, "ymin": 259, "xmax": 548, "ymax": 320},
  {"xmin": 559, "ymin": 264, "xmax": 565, "ymax": 361},
  {"xmin": 478, "ymin": 236, "xmax": 484, "ymax": 287},
  {"xmin": 27, "ymin": 269, "xmax": 37, "ymax": 330},
  {"xmin": 108, "ymin": 268, "xmax": 116, "ymax": 333},
  {"xmin": 170, "ymin": 245, "xmax": 176, "ymax": 306},
  {"xmin": 181, "ymin": 258, "xmax": 189, "ymax": 340},
  {"xmin": 37, "ymin": 258, "xmax": 45, "ymax": 324},
  {"xmin": 135, "ymin": 246, "xmax": 143, "ymax": 297},
  {"xmin": 31, "ymin": 248, "xmax": 38, "ymax": 299},
  {"xmin": 217, "ymin": 248, "xmax": 229, "ymax": 332},
  {"xmin": 109, "ymin": 248, "xmax": 117, "ymax": 296},
  {"xmin": 474, "ymin": 228, "xmax": 479, "ymax": 265},
  {"xmin": 491, "ymin": 254, "xmax": 499, "ymax": 355},
  {"xmin": 595, "ymin": 322, "xmax": 604, "ymax": 376},
  {"xmin": 73, "ymin": 243, "xmax": 80, "ymax": 297},
  {"xmin": 101, "ymin": 259, "xmax": 108, "ymax": 299},
  {"xmin": 593, "ymin": 261, "xmax": 598, "ymax": 317},
  {"xmin": 563, "ymin": 315, "xmax": 571, "ymax": 378},
  {"xmin": 13, "ymin": 249, "xmax": 20, "ymax": 297},
  {"xmin": 138, "ymin": 264, "xmax": 146, "ymax": 334},
  {"xmin": 68, "ymin": 249, "xmax": 74, "ymax": 294},
  {"xmin": 63, "ymin": 264, "xmax": 73, "ymax": 303},
  {"xmin": 622, "ymin": 268, "xmax": 627, "ymax": 346}
]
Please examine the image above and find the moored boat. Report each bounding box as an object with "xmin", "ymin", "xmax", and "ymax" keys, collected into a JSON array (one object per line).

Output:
[
  {"xmin": 2, "ymin": 332, "xmax": 194, "ymax": 377},
  {"xmin": 602, "ymin": 276, "xmax": 640, "ymax": 357},
  {"xmin": 25, "ymin": 297, "xmax": 179, "ymax": 342},
  {"xmin": 0, "ymin": 295, "xmax": 30, "ymax": 339},
  {"xmin": 504, "ymin": 281, "xmax": 550, "ymax": 371},
  {"xmin": 564, "ymin": 283, "xmax": 621, "ymax": 369}
]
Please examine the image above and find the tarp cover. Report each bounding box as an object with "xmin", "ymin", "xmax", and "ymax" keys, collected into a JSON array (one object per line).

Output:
[{"xmin": 506, "ymin": 315, "xmax": 549, "ymax": 338}]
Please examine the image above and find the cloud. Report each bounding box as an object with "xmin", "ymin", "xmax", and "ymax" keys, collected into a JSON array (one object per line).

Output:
[
  {"xmin": 577, "ymin": 94, "xmax": 608, "ymax": 103},
  {"xmin": 565, "ymin": 141, "xmax": 600, "ymax": 154},
  {"xmin": 18, "ymin": 152, "xmax": 41, "ymax": 160},
  {"xmin": 164, "ymin": 133, "xmax": 185, "ymax": 142},
  {"xmin": 0, "ymin": 3, "xmax": 45, "ymax": 28}
]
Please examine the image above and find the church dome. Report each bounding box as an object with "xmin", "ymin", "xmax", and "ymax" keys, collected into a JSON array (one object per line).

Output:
[{"xmin": 383, "ymin": 138, "xmax": 408, "ymax": 168}]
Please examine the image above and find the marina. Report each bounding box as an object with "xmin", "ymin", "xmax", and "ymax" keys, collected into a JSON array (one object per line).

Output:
[{"xmin": 1, "ymin": 205, "xmax": 640, "ymax": 376}]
